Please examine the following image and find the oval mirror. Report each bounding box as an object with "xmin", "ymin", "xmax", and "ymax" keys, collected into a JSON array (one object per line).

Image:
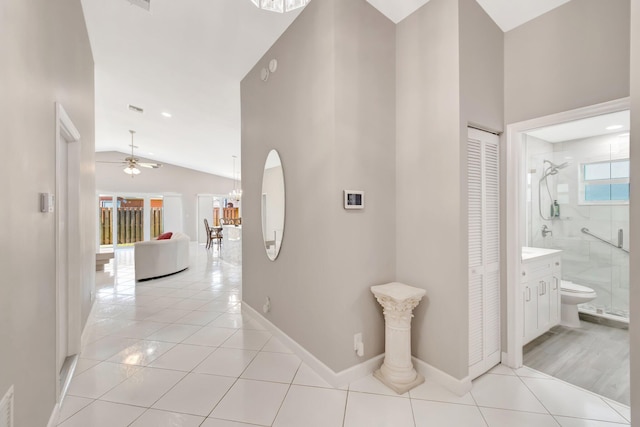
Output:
[{"xmin": 261, "ymin": 150, "xmax": 285, "ymax": 261}]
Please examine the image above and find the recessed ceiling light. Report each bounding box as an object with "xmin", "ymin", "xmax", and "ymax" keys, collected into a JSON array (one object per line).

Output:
[
  {"xmin": 618, "ymin": 133, "xmax": 630, "ymax": 138},
  {"xmin": 148, "ymin": 152, "xmax": 154, "ymax": 155},
  {"xmin": 161, "ymin": 112, "xmax": 172, "ymax": 118},
  {"xmin": 606, "ymin": 125, "xmax": 624, "ymax": 130}
]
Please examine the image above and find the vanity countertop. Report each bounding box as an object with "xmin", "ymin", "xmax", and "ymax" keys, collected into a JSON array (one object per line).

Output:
[{"xmin": 522, "ymin": 246, "xmax": 562, "ymax": 262}]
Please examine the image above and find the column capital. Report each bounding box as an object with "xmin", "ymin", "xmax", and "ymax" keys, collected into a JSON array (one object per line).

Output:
[{"xmin": 371, "ymin": 282, "xmax": 426, "ymax": 310}]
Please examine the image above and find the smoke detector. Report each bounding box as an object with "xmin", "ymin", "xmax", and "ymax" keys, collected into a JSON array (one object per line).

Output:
[{"xmin": 127, "ymin": 0, "xmax": 150, "ymax": 11}]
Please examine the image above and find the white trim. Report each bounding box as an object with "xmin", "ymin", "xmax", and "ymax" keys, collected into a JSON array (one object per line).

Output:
[
  {"xmin": 57, "ymin": 103, "xmax": 81, "ymax": 142},
  {"xmin": 241, "ymin": 302, "xmax": 471, "ymax": 395},
  {"xmin": 46, "ymin": 403, "xmax": 60, "ymax": 427},
  {"xmin": 241, "ymin": 302, "xmax": 382, "ymax": 388},
  {"xmin": 412, "ymin": 357, "xmax": 472, "ymax": 396},
  {"xmin": 58, "ymin": 355, "xmax": 79, "ymax": 406},
  {"xmin": 55, "ymin": 103, "xmax": 82, "ymax": 401},
  {"xmin": 504, "ymin": 98, "xmax": 630, "ymax": 369},
  {"xmin": 80, "ymin": 299, "xmax": 97, "ymax": 347}
]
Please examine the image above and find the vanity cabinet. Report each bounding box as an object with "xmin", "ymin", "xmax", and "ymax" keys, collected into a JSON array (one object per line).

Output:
[{"xmin": 521, "ymin": 249, "xmax": 561, "ymax": 345}]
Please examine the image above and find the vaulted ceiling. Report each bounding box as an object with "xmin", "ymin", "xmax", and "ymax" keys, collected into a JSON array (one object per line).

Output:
[{"xmin": 83, "ymin": 0, "xmax": 572, "ymax": 178}]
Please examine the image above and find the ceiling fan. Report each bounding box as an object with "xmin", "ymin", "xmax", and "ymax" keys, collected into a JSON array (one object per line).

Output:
[{"xmin": 98, "ymin": 130, "xmax": 162, "ymax": 177}]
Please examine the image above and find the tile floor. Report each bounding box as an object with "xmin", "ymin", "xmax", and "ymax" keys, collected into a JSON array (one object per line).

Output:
[
  {"xmin": 58, "ymin": 245, "xmax": 632, "ymax": 426},
  {"xmin": 524, "ymin": 322, "xmax": 630, "ymax": 405}
]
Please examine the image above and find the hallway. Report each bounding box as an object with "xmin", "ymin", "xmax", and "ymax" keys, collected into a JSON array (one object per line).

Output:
[{"xmin": 57, "ymin": 245, "xmax": 631, "ymax": 426}]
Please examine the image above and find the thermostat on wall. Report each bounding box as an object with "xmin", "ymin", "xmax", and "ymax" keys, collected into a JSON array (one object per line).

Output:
[{"xmin": 344, "ymin": 190, "xmax": 364, "ymax": 210}]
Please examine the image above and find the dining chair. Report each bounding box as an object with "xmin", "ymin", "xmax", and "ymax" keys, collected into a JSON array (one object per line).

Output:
[{"xmin": 204, "ymin": 218, "xmax": 214, "ymax": 250}]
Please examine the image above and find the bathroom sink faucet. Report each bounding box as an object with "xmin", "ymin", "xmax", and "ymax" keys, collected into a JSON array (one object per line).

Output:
[{"xmin": 541, "ymin": 225, "xmax": 552, "ymax": 238}]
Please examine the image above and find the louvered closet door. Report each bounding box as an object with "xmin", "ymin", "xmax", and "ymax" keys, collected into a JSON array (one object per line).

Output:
[{"xmin": 468, "ymin": 127, "xmax": 500, "ymax": 380}]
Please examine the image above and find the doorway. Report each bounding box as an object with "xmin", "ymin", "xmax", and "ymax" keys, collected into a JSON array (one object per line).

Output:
[
  {"xmin": 197, "ymin": 194, "xmax": 227, "ymax": 245},
  {"xmin": 504, "ymin": 98, "xmax": 630, "ymax": 404},
  {"xmin": 55, "ymin": 103, "xmax": 82, "ymax": 401}
]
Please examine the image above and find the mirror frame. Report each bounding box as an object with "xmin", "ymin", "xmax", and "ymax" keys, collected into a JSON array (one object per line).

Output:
[{"xmin": 261, "ymin": 149, "xmax": 285, "ymax": 261}]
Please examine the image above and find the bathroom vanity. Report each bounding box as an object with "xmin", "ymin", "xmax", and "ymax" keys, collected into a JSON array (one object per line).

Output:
[{"xmin": 521, "ymin": 247, "xmax": 562, "ymax": 344}]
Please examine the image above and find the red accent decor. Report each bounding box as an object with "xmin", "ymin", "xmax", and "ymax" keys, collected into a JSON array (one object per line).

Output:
[{"xmin": 157, "ymin": 232, "xmax": 173, "ymax": 240}]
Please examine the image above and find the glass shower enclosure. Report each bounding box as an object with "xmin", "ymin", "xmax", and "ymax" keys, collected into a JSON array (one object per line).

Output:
[{"xmin": 524, "ymin": 113, "xmax": 630, "ymax": 321}]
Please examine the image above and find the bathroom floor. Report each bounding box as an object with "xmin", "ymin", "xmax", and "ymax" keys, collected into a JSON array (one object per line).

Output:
[
  {"xmin": 524, "ymin": 322, "xmax": 629, "ymax": 405},
  {"xmin": 57, "ymin": 245, "xmax": 631, "ymax": 426}
]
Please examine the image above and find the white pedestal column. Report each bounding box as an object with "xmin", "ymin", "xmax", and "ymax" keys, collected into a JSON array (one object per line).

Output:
[{"xmin": 371, "ymin": 282, "xmax": 426, "ymax": 394}]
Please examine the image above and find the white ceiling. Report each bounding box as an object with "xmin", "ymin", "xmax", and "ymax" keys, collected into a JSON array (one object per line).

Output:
[
  {"xmin": 526, "ymin": 110, "xmax": 630, "ymax": 143},
  {"xmin": 82, "ymin": 0, "xmax": 302, "ymax": 179},
  {"xmin": 83, "ymin": 0, "xmax": 573, "ymax": 179},
  {"xmin": 365, "ymin": 0, "xmax": 571, "ymax": 30}
]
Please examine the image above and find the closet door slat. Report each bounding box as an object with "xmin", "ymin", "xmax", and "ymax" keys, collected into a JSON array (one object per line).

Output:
[{"xmin": 468, "ymin": 128, "xmax": 501, "ymax": 380}]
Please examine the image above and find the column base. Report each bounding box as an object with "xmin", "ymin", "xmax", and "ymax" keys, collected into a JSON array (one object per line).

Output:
[{"xmin": 373, "ymin": 368, "xmax": 425, "ymax": 395}]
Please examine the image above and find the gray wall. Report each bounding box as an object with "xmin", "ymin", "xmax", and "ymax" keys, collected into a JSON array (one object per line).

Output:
[
  {"xmin": 459, "ymin": 0, "xmax": 504, "ymax": 134},
  {"xmin": 395, "ymin": 0, "xmax": 503, "ymax": 381},
  {"xmin": 629, "ymin": 0, "xmax": 639, "ymax": 419},
  {"xmin": 242, "ymin": 0, "xmax": 396, "ymax": 372},
  {"xmin": 503, "ymin": 0, "xmax": 631, "ymax": 352},
  {"xmin": 96, "ymin": 151, "xmax": 235, "ymax": 241},
  {"xmin": 0, "ymin": 0, "xmax": 95, "ymax": 425},
  {"xmin": 504, "ymin": 0, "xmax": 630, "ymax": 124},
  {"xmin": 396, "ymin": 0, "xmax": 465, "ymax": 379}
]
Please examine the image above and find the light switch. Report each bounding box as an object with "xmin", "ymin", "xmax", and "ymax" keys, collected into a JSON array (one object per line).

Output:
[{"xmin": 40, "ymin": 193, "xmax": 55, "ymax": 213}]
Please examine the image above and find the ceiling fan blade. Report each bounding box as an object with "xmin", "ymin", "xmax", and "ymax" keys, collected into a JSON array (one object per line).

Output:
[
  {"xmin": 96, "ymin": 160, "xmax": 127, "ymax": 164},
  {"xmin": 138, "ymin": 162, "xmax": 162, "ymax": 169}
]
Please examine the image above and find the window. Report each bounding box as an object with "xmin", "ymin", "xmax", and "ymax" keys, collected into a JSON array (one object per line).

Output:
[{"xmin": 581, "ymin": 159, "xmax": 629, "ymax": 203}]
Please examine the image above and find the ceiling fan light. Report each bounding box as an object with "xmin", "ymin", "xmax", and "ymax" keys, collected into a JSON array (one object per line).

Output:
[{"xmin": 124, "ymin": 166, "xmax": 141, "ymax": 175}]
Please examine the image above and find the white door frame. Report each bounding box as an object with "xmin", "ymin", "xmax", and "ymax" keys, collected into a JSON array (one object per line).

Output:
[
  {"xmin": 503, "ymin": 98, "xmax": 630, "ymax": 368},
  {"xmin": 55, "ymin": 103, "xmax": 82, "ymax": 396}
]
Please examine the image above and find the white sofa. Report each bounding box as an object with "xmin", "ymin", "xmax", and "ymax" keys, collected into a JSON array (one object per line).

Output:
[{"xmin": 134, "ymin": 232, "xmax": 190, "ymax": 281}]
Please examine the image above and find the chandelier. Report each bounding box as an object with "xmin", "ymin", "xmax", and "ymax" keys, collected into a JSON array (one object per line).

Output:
[
  {"xmin": 251, "ymin": 0, "xmax": 310, "ymax": 13},
  {"xmin": 229, "ymin": 156, "xmax": 243, "ymax": 201}
]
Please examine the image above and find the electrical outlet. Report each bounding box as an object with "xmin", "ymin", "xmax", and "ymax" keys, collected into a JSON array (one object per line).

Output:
[
  {"xmin": 353, "ymin": 333, "xmax": 362, "ymax": 350},
  {"xmin": 263, "ymin": 297, "xmax": 271, "ymax": 314}
]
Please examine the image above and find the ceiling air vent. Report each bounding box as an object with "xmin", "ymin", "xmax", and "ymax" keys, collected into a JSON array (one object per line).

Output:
[
  {"xmin": 127, "ymin": 0, "xmax": 150, "ymax": 11},
  {"xmin": 128, "ymin": 104, "xmax": 144, "ymax": 114}
]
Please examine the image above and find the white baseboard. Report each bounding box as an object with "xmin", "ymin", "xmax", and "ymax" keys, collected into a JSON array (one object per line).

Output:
[
  {"xmin": 241, "ymin": 302, "xmax": 470, "ymax": 394},
  {"xmin": 241, "ymin": 302, "xmax": 383, "ymax": 388},
  {"xmin": 47, "ymin": 403, "xmax": 60, "ymax": 427},
  {"xmin": 501, "ymin": 351, "xmax": 516, "ymax": 369},
  {"xmin": 412, "ymin": 357, "xmax": 472, "ymax": 396},
  {"xmin": 50, "ymin": 296, "xmax": 94, "ymax": 427},
  {"xmin": 80, "ymin": 299, "xmax": 97, "ymax": 347}
]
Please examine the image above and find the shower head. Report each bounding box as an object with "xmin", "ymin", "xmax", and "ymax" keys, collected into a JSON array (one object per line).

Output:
[
  {"xmin": 540, "ymin": 159, "xmax": 569, "ymax": 180},
  {"xmin": 543, "ymin": 160, "xmax": 569, "ymax": 170},
  {"xmin": 543, "ymin": 160, "xmax": 569, "ymax": 176}
]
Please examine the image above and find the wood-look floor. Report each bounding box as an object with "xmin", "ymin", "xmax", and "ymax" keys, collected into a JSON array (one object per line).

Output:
[{"xmin": 523, "ymin": 321, "xmax": 629, "ymax": 405}]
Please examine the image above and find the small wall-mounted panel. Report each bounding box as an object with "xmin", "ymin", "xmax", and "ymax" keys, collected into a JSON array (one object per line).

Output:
[
  {"xmin": 40, "ymin": 193, "xmax": 55, "ymax": 213},
  {"xmin": 344, "ymin": 190, "xmax": 364, "ymax": 210}
]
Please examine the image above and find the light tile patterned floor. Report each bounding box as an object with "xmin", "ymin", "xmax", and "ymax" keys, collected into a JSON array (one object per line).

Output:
[{"xmin": 58, "ymin": 245, "xmax": 631, "ymax": 426}]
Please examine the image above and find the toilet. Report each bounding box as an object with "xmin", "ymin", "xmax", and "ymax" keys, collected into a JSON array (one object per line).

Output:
[{"xmin": 560, "ymin": 280, "xmax": 597, "ymax": 328}]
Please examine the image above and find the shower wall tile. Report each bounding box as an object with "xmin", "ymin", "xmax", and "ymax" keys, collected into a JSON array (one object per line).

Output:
[
  {"xmin": 589, "ymin": 206, "xmax": 615, "ymax": 221},
  {"xmin": 612, "ymin": 251, "xmax": 629, "ymax": 268},
  {"xmin": 526, "ymin": 132, "xmax": 630, "ymax": 316},
  {"xmin": 613, "ymin": 206, "xmax": 629, "ymax": 222}
]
